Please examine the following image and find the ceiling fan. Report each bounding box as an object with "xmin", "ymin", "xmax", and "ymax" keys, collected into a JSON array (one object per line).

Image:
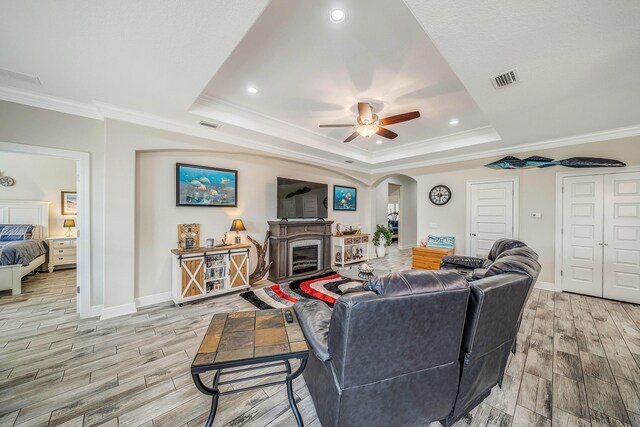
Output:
[{"xmin": 319, "ymin": 102, "xmax": 420, "ymax": 143}]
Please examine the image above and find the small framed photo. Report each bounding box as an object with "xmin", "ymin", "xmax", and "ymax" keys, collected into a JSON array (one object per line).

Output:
[
  {"xmin": 333, "ymin": 185, "xmax": 357, "ymax": 211},
  {"xmin": 61, "ymin": 191, "xmax": 77, "ymax": 215}
]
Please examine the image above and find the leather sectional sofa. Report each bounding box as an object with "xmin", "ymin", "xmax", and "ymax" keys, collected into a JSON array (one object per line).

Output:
[{"xmin": 293, "ymin": 239, "xmax": 540, "ymax": 427}]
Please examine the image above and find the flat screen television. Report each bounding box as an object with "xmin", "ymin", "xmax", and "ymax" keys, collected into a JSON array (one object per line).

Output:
[{"xmin": 277, "ymin": 177, "xmax": 328, "ymax": 219}]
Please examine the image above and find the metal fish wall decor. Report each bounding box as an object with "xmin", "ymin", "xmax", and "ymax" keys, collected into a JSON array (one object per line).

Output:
[{"xmin": 485, "ymin": 156, "xmax": 626, "ymax": 170}]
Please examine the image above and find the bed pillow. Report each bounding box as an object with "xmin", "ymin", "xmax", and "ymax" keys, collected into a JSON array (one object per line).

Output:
[{"xmin": 0, "ymin": 224, "xmax": 36, "ymax": 241}]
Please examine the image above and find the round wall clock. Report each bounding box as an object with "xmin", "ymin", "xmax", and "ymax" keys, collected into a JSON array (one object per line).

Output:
[
  {"xmin": 0, "ymin": 176, "xmax": 15, "ymax": 187},
  {"xmin": 429, "ymin": 185, "xmax": 451, "ymax": 206}
]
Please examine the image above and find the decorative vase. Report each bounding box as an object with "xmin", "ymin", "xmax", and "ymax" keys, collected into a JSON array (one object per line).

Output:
[{"xmin": 376, "ymin": 244, "xmax": 386, "ymax": 258}]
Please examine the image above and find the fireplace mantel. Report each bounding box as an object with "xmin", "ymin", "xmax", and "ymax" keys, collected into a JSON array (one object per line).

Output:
[{"xmin": 268, "ymin": 220, "xmax": 334, "ymax": 283}]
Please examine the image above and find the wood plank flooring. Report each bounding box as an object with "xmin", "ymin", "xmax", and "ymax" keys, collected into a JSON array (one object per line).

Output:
[{"xmin": 2, "ymin": 251, "xmax": 640, "ymax": 426}]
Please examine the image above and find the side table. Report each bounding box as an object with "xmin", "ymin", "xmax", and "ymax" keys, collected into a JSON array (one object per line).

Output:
[{"xmin": 191, "ymin": 308, "xmax": 309, "ymax": 426}]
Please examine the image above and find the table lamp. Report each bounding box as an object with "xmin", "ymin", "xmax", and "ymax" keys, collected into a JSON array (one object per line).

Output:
[
  {"xmin": 64, "ymin": 219, "xmax": 76, "ymax": 237},
  {"xmin": 229, "ymin": 219, "xmax": 246, "ymax": 244}
]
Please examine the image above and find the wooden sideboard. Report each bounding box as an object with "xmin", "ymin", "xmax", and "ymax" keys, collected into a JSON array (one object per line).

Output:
[
  {"xmin": 171, "ymin": 244, "xmax": 250, "ymax": 306},
  {"xmin": 412, "ymin": 246, "xmax": 454, "ymax": 270}
]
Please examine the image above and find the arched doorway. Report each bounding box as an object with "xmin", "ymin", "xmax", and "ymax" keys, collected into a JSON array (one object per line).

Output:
[{"xmin": 371, "ymin": 174, "xmax": 418, "ymax": 251}]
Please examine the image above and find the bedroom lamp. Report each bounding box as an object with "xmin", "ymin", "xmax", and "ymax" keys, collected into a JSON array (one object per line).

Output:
[
  {"xmin": 63, "ymin": 219, "xmax": 75, "ymax": 237},
  {"xmin": 229, "ymin": 219, "xmax": 246, "ymax": 244}
]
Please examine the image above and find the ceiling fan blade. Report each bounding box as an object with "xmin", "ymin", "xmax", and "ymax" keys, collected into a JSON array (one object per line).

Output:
[
  {"xmin": 376, "ymin": 127, "xmax": 398, "ymax": 139},
  {"xmin": 344, "ymin": 131, "xmax": 360, "ymax": 143},
  {"xmin": 319, "ymin": 124, "xmax": 357, "ymax": 128},
  {"xmin": 358, "ymin": 102, "xmax": 373, "ymax": 122},
  {"xmin": 379, "ymin": 111, "xmax": 420, "ymax": 126}
]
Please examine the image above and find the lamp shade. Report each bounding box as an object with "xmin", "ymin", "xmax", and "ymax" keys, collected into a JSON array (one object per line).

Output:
[
  {"xmin": 63, "ymin": 219, "xmax": 76, "ymax": 228},
  {"xmin": 229, "ymin": 219, "xmax": 246, "ymax": 232}
]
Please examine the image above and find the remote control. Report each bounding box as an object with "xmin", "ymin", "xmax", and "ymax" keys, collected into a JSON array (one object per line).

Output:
[{"xmin": 284, "ymin": 310, "xmax": 294, "ymax": 323}]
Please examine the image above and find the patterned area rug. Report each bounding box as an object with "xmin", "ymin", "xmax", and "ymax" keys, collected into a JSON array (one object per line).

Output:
[{"xmin": 240, "ymin": 271, "xmax": 363, "ymax": 309}]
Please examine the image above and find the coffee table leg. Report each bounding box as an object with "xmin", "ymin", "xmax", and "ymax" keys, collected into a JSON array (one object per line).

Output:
[
  {"xmin": 285, "ymin": 358, "xmax": 308, "ymax": 427},
  {"xmin": 192, "ymin": 371, "xmax": 220, "ymax": 427}
]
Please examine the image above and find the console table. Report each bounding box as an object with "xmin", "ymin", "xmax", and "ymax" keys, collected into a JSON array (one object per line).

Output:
[
  {"xmin": 412, "ymin": 246, "xmax": 454, "ymax": 270},
  {"xmin": 191, "ymin": 308, "xmax": 309, "ymax": 427},
  {"xmin": 332, "ymin": 233, "xmax": 370, "ymax": 266},
  {"xmin": 170, "ymin": 244, "xmax": 250, "ymax": 305}
]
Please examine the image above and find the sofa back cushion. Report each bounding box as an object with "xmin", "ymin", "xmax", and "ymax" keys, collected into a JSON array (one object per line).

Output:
[
  {"xmin": 487, "ymin": 238, "xmax": 526, "ymax": 261},
  {"xmin": 452, "ymin": 273, "xmax": 532, "ymax": 418},
  {"xmin": 329, "ymin": 270, "xmax": 470, "ymax": 389}
]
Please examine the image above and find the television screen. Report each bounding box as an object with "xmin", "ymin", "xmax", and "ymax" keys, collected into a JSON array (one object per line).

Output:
[{"xmin": 277, "ymin": 177, "xmax": 328, "ymax": 219}]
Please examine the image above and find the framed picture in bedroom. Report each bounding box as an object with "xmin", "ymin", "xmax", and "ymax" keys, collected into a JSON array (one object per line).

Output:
[
  {"xmin": 333, "ymin": 185, "xmax": 357, "ymax": 211},
  {"xmin": 176, "ymin": 163, "xmax": 238, "ymax": 207},
  {"xmin": 61, "ymin": 191, "xmax": 77, "ymax": 215}
]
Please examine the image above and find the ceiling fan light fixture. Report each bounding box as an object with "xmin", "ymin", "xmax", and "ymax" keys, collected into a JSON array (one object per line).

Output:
[{"xmin": 357, "ymin": 124, "xmax": 378, "ymax": 138}]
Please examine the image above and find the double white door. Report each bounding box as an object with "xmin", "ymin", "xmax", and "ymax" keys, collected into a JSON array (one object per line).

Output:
[{"xmin": 562, "ymin": 172, "xmax": 640, "ymax": 303}]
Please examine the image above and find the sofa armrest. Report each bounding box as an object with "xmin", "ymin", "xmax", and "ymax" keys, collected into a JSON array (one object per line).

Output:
[
  {"xmin": 293, "ymin": 299, "xmax": 332, "ymax": 362},
  {"xmin": 441, "ymin": 255, "xmax": 487, "ymax": 269}
]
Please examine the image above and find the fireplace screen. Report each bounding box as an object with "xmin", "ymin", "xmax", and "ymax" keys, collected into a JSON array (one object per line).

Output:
[{"xmin": 291, "ymin": 245, "xmax": 319, "ymax": 275}]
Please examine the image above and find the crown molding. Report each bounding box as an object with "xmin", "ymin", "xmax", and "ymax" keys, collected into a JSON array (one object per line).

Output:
[
  {"xmin": 370, "ymin": 124, "xmax": 640, "ymax": 174},
  {"xmin": 0, "ymin": 85, "xmax": 103, "ymax": 120},
  {"xmin": 94, "ymin": 102, "xmax": 371, "ymax": 174},
  {"xmin": 193, "ymin": 95, "xmax": 372, "ymax": 162},
  {"xmin": 371, "ymin": 125, "xmax": 501, "ymax": 163}
]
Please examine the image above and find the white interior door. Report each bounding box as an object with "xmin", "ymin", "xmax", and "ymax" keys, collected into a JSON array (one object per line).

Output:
[
  {"xmin": 469, "ymin": 181, "xmax": 514, "ymax": 258},
  {"xmin": 603, "ymin": 172, "xmax": 640, "ymax": 303},
  {"xmin": 561, "ymin": 175, "xmax": 604, "ymax": 297}
]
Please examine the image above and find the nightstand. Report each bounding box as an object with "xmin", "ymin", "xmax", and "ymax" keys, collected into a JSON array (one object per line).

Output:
[{"xmin": 48, "ymin": 236, "xmax": 77, "ymax": 272}]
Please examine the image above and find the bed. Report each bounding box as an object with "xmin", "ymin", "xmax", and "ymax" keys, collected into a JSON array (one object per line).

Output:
[{"xmin": 0, "ymin": 201, "xmax": 50, "ymax": 295}]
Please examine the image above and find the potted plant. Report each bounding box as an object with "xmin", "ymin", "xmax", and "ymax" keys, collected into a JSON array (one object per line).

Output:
[{"xmin": 373, "ymin": 224, "xmax": 393, "ymax": 258}]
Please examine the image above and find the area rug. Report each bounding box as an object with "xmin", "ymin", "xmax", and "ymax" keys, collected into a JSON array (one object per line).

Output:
[{"xmin": 240, "ymin": 271, "xmax": 363, "ymax": 309}]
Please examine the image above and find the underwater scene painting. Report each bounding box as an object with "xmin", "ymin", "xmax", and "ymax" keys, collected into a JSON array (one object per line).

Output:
[
  {"xmin": 334, "ymin": 185, "xmax": 357, "ymax": 211},
  {"xmin": 176, "ymin": 163, "xmax": 237, "ymax": 207}
]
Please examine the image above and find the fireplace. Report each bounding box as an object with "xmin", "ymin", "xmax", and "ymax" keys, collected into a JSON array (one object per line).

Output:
[
  {"xmin": 290, "ymin": 241, "xmax": 322, "ymax": 276},
  {"xmin": 268, "ymin": 220, "xmax": 333, "ymax": 282}
]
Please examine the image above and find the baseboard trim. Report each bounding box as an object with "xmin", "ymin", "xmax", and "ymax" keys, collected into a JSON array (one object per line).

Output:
[
  {"xmin": 135, "ymin": 292, "xmax": 172, "ymax": 308},
  {"xmin": 535, "ymin": 281, "xmax": 557, "ymax": 292},
  {"xmin": 100, "ymin": 302, "xmax": 137, "ymax": 320},
  {"xmin": 90, "ymin": 304, "xmax": 103, "ymax": 318}
]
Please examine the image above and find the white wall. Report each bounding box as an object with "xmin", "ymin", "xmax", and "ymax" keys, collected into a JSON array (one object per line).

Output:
[
  {"xmin": 410, "ymin": 136, "xmax": 640, "ymax": 284},
  {"xmin": 0, "ymin": 152, "xmax": 77, "ymax": 236},
  {"xmin": 135, "ymin": 151, "xmax": 371, "ymax": 299}
]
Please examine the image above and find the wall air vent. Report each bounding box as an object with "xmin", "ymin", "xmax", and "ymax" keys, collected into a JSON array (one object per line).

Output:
[
  {"xmin": 490, "ymin": 68, "xmax": 520, "ymax": 90},
  {"xmin": 0, "ymin": 68, "xmax": 41, "ymax": 86},
  {"xmin": 199, "ymin": 120, "xmax": 220, "ymax": 129}
]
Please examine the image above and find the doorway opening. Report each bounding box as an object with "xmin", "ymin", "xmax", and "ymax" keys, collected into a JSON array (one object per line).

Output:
[
  {"xmin": 387, "ymin": 183, "xmax": 400, "ymax": 246},
  {"xmin": 0, "ymin": 141, "xmax": 91, "ymax": 317}
]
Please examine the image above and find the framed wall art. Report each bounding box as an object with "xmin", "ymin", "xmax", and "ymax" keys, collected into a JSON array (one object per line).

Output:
[
  {"xmin": 176, "ymin": 163, "xmax": 238, "ymax": 207},
  {"xmin": 333, "ymin": 185, "xmax": 357, "ymax": 211},
  {"xmin": 61, "ymin": 191, "xmax": 77, "ymax": 215}
]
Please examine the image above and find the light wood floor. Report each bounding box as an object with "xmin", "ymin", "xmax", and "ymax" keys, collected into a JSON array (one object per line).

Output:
[{"xmin": 3, "ymin": 258, "xmax": 640, "ymax": 426}]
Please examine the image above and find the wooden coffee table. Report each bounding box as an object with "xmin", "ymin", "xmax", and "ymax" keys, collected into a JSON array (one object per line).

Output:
[{"xmin": 191, "ymin": 308, "xmax": 309, "ymax": 427}]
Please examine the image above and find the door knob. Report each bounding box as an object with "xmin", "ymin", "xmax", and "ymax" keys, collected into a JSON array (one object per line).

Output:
[
  {"xmin": 471, "ymin": 233, "xmax": 477, "ymax": 237},
  {"xmin": 598, "ymin": 243, "xmax": 603, "ymax": 246}
]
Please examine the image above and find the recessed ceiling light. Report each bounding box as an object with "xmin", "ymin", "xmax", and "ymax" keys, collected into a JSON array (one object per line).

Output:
[
  {"xmin": 247, "ymin": 87, "xmax": 259, "ymax": 94},
  {"xmin": 376, "ymin": 140, "xmax": 383, "ymax": 144},
  {"xmin": 330, "ymin": 9, "xmax": 346, "ymax": 23},
  {"xmin": 449, "ymin": 118, "xmax": 459, "ymax": 125}
]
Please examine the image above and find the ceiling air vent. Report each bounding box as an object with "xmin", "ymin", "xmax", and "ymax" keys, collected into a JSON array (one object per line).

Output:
[
  {"xmin": 0, "ymin": 68, "xmax": 41, "ymax": 86},
  {"xmin": 490, "ymin": 68, "xmax": 520, "ymax": 90},
  {"xmin": 345, "ymin": 160, "xmax": 354, "ymax": 164},
  {"xmin": 199, "ymin": 120, "xmax": 220, "ymax": 129}
]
